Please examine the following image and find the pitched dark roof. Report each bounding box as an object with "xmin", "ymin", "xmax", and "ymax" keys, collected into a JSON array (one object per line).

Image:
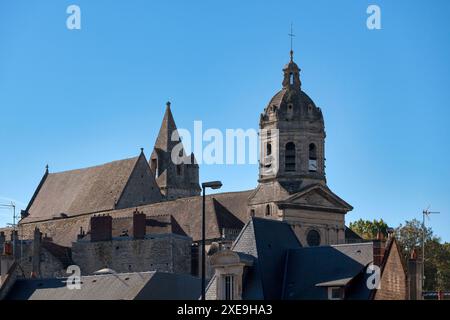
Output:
[
  {"xmin": 282, "ymin": 243, "xmax": 374, "ymax": 300},
  {"xmin": 22, "ymin": 156, "xmax": 142, "ymax": 223},
  {"xmin": 153, "ymin": 102, "xmax": 179, "ymax": 152},
  {"xmin": 41, "ymin": 241, "xmax": 73, "ymax": 268},
  {"xmin": 231, "ymin": 218, "xmax": 302, "ymax": 300},
  {"xmin": 6, "ymin": 271, "xmax": 201, "ymax": 300},
  {"xmin": 107, "ymin": 190, "xmax": 253, "ymax": 242},
  {"xmin": 345, "ymin": 226, "xmax": 364, "ymax": 243}
]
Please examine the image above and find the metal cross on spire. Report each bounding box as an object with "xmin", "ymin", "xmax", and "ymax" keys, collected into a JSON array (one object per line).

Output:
[{"xmin": 288, "ymin": 23, "xmax": 295, "ymax": 61}]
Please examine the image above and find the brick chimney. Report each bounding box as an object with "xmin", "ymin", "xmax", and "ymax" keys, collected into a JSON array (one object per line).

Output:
[
  {"xmin": 132, "ymin": 211, "xmax": 146, "ymax": 239},
  {"xmin": 31, "ymin": 227, "xmax": 42, "ymax": 278},
  {"xmin": 90, "ymin": 215, "xmax": 113, "ymax": 242},
  {"xmin": 373, "ymin": 231, "xmax": 386, "ymax": 266},
  {"xmin": 407, "ymin": 248, "xmax": 423, "ymax": 300}
]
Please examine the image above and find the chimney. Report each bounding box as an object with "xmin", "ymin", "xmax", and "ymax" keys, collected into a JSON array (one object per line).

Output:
[
  {"xmin": 10, "ymin": 230, "xmax": 19, "ymax": 259},
  {"xmin": 407, "ymin": 248, "xmax": 423, "ymax": 300},
  {"xmin": 0, "ymin": 232, "xmax": 5, "ymax": 254},
  {"xmin": 31, "ymin": 227, "xmax": 42, "ymax": 278},
  {"xmin": 132, "ymin": 211, "xmax": 146, "ymax": 239},
  {"xmin": 373, "ymin": 231, "xmax": 386, "ymax": 266},
  {"xmin": 90, "ymin": 215, "xmax": 113, "ymax": 242}
]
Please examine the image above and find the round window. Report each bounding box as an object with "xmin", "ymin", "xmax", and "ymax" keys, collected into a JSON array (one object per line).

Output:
[{"xmin": 307, "ymin": 229, "xmax": 321, "ymax": 247}]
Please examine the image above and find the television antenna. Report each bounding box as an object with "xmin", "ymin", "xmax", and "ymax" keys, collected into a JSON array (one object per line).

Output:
[{"xmin": 422, "ymin": 206, "xmax": 440, "ymax": 291}]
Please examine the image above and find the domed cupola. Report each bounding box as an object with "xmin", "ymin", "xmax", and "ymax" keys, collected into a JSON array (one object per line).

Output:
[
  {"xmin": 261, "ymin": 51, "xmax": 324, "ymax": 131},
  {"xmin": 258, "ymin": 50, "xmax": 327, "ymax": 189}
]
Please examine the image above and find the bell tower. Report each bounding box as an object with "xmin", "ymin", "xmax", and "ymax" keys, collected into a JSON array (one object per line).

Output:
[
  {"xmin": 258, "ymin": 50, "xmax": 326, "ymax": 192},
  {"xmin": 248, "ymin": 48, "xmax": 352, "ymax": 246}
]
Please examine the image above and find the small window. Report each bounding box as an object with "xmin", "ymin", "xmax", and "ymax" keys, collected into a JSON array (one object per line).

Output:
[
  {"xmin": 285, "ymin": 142, "xmax": 296, "ymax": 172},
  {"xmin": 224, "ymin": 275, "xmax": 234, "ymax": 300},
  {"xmin": 266, "ymin": 143, "xmax": 272, "ymax": 156},
  {"xmin": 176, "ymin": 164, "xmax": 182, "ymax": 176},
  {"xmin": 151, "ymin": 158, "xmax": 158, "ymax": 178},
  {"xmin": 308, "ymin": 143, "xmax": 318, "ymax": 172},
  {"xmin": 307, "ymin": 229, "xmax": 321, "ymax": 247},
  {"xmin": 290, "ymin": 73, "xmax": 294, "ymax": 85},
  {"xmin": 250, "ymin": 209, "xmax": 255, "ymax": 217},
  {"xmin": 328, "ymin": 287, "xmax": 344, "ymax": 300},
  {"xmin": 265, "ymin": 204, "xmax": 271, "ymax": 216}
]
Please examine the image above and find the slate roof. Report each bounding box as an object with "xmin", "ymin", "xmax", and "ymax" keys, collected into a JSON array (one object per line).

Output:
[
  {"xmin": 6, "ymin": 271, "xmax": 201, "ymax": 300},
  {"xmin": 103, "ymin": 190, "xmax": 251, "ymax": 242},
  {"xmin": 207, "ymin": 218, "xmax": 378, "ymax": 300},
  {"xmin": 229, "ymin": 218, "xmax": 302, "ymax": 300},
  {"xmin": 22, "ymin": 156, "xmax": 142, "ymax": 223},
  {"xmin": 281, "ymin": 243, "xmax": 374, "ymax": 300}
]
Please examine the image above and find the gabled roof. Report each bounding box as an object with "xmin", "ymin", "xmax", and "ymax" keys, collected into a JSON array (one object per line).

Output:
[
  {"xmin": 6, "ymin": 271, "xmax": 201, "ymax": 300},
  {"xmin": 276, "ymin": 183, "xmax": 353, "ymax": 213},
  {"xmin": 21, "ymin": 153, "xmax": 162, "ymax": 224}
]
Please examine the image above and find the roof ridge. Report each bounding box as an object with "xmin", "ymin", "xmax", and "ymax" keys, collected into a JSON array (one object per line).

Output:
[{"xmin": 49, "ymin": 156, "xmax": 140, "ymax": 175}]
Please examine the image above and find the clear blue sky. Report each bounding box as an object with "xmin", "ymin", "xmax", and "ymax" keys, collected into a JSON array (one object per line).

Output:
[{"xmin": 1, "ymin": 0, "xmax": 449, "ymax": 241}]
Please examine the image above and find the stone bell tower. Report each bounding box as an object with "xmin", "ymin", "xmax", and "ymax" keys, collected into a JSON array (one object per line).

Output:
[
  {"xmin": 248, "ymin": 49, "xmax": 352, "ymax": 246},
  {"xmin": 258, "ymin": 50, "xmax": 326, "ymax": 192}
]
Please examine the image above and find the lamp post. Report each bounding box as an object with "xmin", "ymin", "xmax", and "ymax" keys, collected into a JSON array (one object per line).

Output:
[{"xmin": 201, "ymin": 181, "xmax": 222, "ymax": 300}]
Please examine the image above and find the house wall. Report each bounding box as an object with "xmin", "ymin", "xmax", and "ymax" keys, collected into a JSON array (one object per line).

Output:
[
  {"xmin": 374, "ymin": 242, "xmax": 407, "ymax": 300},
  {"xmin": 71, "ymin": 234, "xmax": 191, "ymax": 275}
]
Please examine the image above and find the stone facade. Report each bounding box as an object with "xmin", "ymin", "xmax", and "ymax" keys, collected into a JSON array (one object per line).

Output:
[
  {"xmin": 72, "ymin": 234, "xmax": 191, "ymax": 275},
  {"xmin": 115, "ymin": 152, "xmax": 163, "ymax": 209},
  {"xmin": 248, "ymin": 52, "xmax": 352, "ymax": 246},
  {"xmin": 150, "ymin": 102, "xmax": 201, "ymax": 200}
]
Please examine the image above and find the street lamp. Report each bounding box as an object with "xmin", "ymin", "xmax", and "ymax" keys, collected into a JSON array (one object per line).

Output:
[{"xmin": 201, "ymin": 181, "xmax": 222, "ymax": 300}]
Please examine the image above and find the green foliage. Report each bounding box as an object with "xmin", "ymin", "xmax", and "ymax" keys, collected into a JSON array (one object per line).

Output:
[
  {"xmin": 349, "ymin": 218, "xmax": 389, "ymax": 240},
  {"xmin": 349, "ymin": 218, "xmax": 450, "ymax": 291},
  {"xmin": 395, "ymin": 219, "xmax": 450, "ymax": 291}
]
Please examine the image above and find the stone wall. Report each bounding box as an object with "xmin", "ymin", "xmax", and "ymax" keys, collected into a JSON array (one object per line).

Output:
[
  {"xmin": 8, "ymin": 241, "xmax": 66, "ymax": 279},
  {"xmin": 71, "ymin": 234, "xmax": 191, "ymax": 275}
]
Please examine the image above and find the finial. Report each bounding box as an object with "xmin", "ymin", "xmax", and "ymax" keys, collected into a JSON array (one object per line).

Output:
[
  {"xmin": 45, "ymin": 164, "xmax": 49, "ymax": 173},
  {"xmin": 140, "ymin": 147, "xmax": 144, "ymax": 153},
  {"xmin": 166, "ymin": 101, "xmax": 171, "ymax": 109},
  {"xmin": 288, "ymin": 23, "xmax": 295, "ymax": 62}
]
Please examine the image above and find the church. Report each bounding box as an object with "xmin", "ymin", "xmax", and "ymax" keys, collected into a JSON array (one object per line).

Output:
[{"xmin": 0, "ymin": 50, "xmax": 420, "ymax": 300}]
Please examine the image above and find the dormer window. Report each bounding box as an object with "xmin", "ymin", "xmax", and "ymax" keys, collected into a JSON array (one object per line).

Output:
[{"xmin": 328, "ymin": 287, "xmax": 344, "ymax": 300}]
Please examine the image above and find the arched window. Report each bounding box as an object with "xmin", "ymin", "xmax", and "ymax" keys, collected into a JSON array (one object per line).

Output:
[
  {"xmin": 308, "ymin": 143, "xmax": 318, "ymax": 172},
  {"xmin": 290, "ymin": 73, "xmax": 294, "ymax": 85},
  {"xmin": 264, "ymin": 143, "xmax": 272, "ymax": 168},
  {"xmin": 285, "ymin": 142, "xmax": 296, "ymax": 172},
  {"xmin": 265, "ymin": 204, "xmax": 271, "ymax": 216}
]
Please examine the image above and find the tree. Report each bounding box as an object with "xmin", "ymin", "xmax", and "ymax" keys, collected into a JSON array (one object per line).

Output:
[
  {"xmin": 349, "ymin": 218, "xmax": 389, "ymax": 240},
  {"xmin": 395, "ymin": 219, "xmax": 450, "ymax": 291}
]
